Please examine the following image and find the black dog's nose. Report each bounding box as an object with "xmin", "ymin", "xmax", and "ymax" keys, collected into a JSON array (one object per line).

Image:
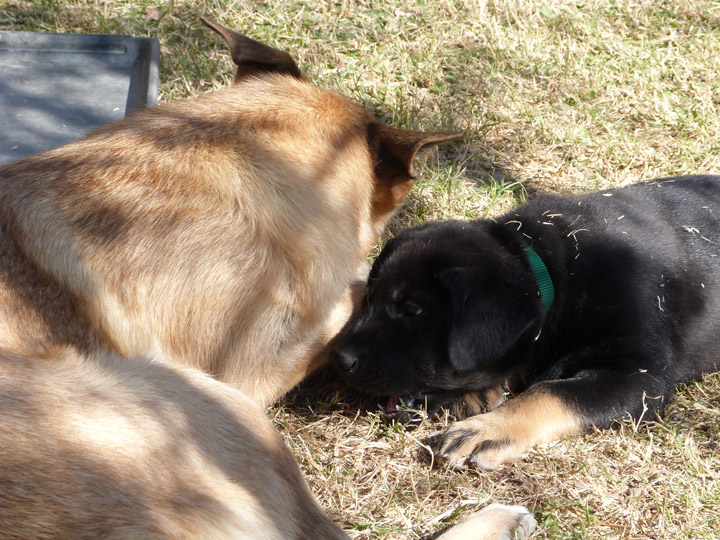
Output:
[{"xmin": 330, "ymin": 348, "xmax": 359, "ymax": 374}]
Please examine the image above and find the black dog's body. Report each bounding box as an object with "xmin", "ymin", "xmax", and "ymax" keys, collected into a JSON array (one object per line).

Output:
[{"xmin": 332, "ymin": 175, "xmax": 720, "ymax": 469}]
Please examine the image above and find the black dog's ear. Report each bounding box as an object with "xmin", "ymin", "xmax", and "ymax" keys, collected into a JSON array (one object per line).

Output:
[
  {"xmin": 439, "ymin": 267, "xmax": 539, "ymax": 375},
  {"xmin": 200, "ymin": 16, "xmax": 302, "ymax": 82}
]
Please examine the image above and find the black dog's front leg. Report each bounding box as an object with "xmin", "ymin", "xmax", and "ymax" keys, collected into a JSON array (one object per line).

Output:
[{"xmin": 434, "ymin": 368, "xmax": 669, "ymax": 470}]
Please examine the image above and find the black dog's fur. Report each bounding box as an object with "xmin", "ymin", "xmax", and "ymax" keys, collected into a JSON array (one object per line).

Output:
[{"xmin": 331, "ymin": 175, "xmax": 720, "ymax": 469}]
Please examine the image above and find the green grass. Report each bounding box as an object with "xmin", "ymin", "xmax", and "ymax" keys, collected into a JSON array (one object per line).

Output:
[{"xmin": 2, "ymin": 1, "xmax": 720, "ymax": 538}]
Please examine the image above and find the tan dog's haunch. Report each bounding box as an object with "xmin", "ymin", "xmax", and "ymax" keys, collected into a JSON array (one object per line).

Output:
[{"xmin": 0, "ymin": 18, "xmax": 534, "ymax": 540}]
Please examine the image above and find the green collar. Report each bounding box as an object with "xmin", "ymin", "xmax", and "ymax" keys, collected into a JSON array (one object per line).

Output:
[{"xmin": 522, "ymin": 242, "xmax": 554, "ymax": 318}]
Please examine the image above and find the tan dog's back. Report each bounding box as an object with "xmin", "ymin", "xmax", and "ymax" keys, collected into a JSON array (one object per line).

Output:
[{"xmin": 0, "ymin": 347, "xmax": 347, "ymax": 540}]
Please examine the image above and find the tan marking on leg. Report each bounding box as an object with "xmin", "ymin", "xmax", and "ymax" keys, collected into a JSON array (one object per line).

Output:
[{"xmin": 436, "ymin": 386, "xmax": 582, "ymax": 470}]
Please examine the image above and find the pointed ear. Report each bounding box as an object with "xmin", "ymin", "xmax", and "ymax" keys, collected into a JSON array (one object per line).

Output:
[
  {"xmin": 439, "ymin": 267, "xmax": 539, "ymax": 375},
  {"xmin": 200, "ymin": 16, "xmax": 302, "ymax": 82},
  {"xmin": 370, "ymin": 126, "xmax": 462, "ymax": 216}
]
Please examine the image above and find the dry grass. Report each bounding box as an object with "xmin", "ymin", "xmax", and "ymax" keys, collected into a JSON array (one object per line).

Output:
[
  {"xmin": 280, "ymin": 372, "xmax": 720, "ymax": 539},
  {"xmin": 2, "ymin": 1, "xmax": 720, "ymax": 538}
]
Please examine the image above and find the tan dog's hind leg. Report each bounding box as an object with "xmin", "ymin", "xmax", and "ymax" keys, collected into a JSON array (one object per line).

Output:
[
  {"xmin": 435, "ymin": 384, "xmax": 582, "ymax": 470},
  {"xmin": 438, "ymin": 504, "xmax": 536, "ymax": 540}
]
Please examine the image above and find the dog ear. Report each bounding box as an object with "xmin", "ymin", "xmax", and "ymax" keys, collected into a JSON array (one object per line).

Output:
[
  {"xmin": 371, "ymin": 126, "xmax": 462, "ymax": 216},
  {"xmin": 439, "ymin": 267, "xmax": 539, "ymax": 375},
  {"xmin": 200, "ymin": 16, "xmax": 302, "ymax": 82}
]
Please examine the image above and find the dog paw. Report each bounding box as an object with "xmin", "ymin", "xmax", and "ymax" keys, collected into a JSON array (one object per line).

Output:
[
  {"xmin": 495, "ymin": 507, "xmax": 536, "ymax": 540},
  {"xmin": 450, "ymin": 386, "xmax": 508, "ymax": 417},
  {"xmin": 439, "ymin": 504, "xmax": 536, "ymax": 540},
  {"xmin": 433, "ymin": 414, "xmax": 524, "ymax": 470}
]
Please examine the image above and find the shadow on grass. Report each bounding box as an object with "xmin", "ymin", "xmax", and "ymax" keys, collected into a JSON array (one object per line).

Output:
[{"xmin": 278, "ymin": 366, "xmax": 380, "ymax": 419}]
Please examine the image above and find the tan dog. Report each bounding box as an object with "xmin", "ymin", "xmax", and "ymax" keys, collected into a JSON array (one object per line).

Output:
[{"xmin": 0, "ymin": 18, "xmax": 535, "ymax": 540}]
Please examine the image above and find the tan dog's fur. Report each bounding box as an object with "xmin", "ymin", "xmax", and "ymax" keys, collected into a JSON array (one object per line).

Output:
[{"xmin": 0, "ymin": 18, "xmax": 533, "ymax": 539}]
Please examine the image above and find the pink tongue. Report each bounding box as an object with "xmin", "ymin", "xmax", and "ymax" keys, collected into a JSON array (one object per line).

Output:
[{"xmin": 385, "ymin": 394, "xmax": 401, "ymax": 412}]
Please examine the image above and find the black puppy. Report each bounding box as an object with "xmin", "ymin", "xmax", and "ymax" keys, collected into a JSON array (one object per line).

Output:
[{"xmin": 331, "ymin": 175, "xmax": 720, "ymax": 470}]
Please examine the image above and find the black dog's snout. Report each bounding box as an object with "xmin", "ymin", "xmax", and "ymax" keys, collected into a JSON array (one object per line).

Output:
[{"xmin": 330, "ymin": 348, "xmax": 359, "ymax": 374}]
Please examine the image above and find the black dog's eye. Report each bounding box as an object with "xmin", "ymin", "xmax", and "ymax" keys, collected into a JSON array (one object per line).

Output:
[{"xmin": 402, "ymin": 300, "xmax": 424, "ymax": 316}]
